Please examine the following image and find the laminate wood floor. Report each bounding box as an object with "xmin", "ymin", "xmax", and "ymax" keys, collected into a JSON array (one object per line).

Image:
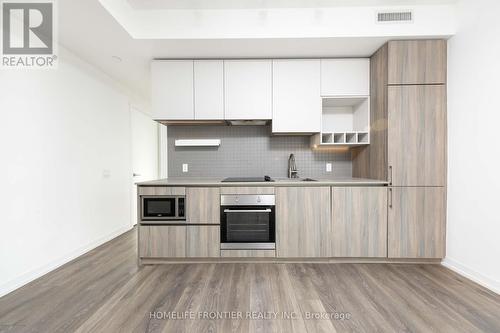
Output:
[{"xmin": 1, "ymin": 228, "xmax": 499, "ymax": 333}]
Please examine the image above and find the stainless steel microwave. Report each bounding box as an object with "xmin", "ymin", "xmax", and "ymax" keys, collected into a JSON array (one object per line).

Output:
[{"xmin": 140, "ymin": 195, "xmax": 186, "ymax": 221}]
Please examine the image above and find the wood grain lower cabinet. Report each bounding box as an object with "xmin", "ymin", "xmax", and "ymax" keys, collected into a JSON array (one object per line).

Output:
[
  {"xmin": 186, "ymin": 188, "xmax": 220, "ymax": 224},
  {"xmin": 186, "ymin": 225, "xmax": 220, "ymax": 257},
  {"xmin": 139, "ymin": 225, "xmax": 186, "ymax": 258},
  {"xmin": 276, "ymin": 187, "xmax": 331, "ymax": 257},
  {"xmin": 388, "ymin": 187, "xmax": 446, "ymax": 258},
  {"xmin": 332, "ymin": 187, "xmax": 387, "ymax": 257}
]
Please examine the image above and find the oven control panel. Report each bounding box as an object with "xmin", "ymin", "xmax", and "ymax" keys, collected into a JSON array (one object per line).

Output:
[{"xmin": 221, "ymin": 194, "xmax": 275, "ymax": 206}]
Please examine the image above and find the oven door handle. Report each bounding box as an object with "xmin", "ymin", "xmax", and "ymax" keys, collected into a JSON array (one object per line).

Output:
[{"xmin": 223, "ymin": 209, "xmax": 272, "ymax": 213}]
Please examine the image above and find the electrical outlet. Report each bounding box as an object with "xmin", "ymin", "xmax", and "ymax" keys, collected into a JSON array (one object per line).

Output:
[
  {"xmin": 102, "ymin": 169, "xmax": 111, "ymax": 178},
  {"xmin": 182, "ymin": 164, "xmax": 188, "ymax": 173},
  {"xmin": 326, "ymin": 163, "xmax": 332, "ymax": 172}
]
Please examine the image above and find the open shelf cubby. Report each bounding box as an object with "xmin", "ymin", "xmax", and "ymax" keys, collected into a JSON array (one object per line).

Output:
[
  {"xmin": 333, "ymin": 133, "xmax": 345, "ymax": 143},
  {"xmin": 321, "ymin": 133, "xmax": 333, "ymax": 143},
  {"xmin": 357, "ymin": 132, "xmax": 369, "ymax": 143},
  {"xmin": 311, "ymin": 96, "xmax": 370, "ymax": 148},
  {"xmin": 346, "ymin": 132, "xmax": 357, "ymax": 143}
]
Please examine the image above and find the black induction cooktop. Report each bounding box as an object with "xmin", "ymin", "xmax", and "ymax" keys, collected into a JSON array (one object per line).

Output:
[{"xmin": 221, "ymin": 176, "xmax": 274, "ymax": 182}]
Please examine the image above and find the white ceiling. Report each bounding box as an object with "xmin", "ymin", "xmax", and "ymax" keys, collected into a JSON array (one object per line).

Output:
[
  {"xmin": 127, "ymin": 0, "xmax": 457, "ymax": 10},
  {"xmin": 58, "ymin": 0, "xmax": 457, "ymax": 103}
]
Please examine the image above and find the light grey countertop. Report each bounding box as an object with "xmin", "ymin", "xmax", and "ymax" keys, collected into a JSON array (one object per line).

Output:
[{"xmin": 136, "ymin": 177, "xmax": 388, "ymax": 187}]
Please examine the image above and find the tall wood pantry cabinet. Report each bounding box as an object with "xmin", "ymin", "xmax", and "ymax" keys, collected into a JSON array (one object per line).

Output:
[{"xmin": 352, "ymin": 40, "xmax": 447, "ymax": 259}]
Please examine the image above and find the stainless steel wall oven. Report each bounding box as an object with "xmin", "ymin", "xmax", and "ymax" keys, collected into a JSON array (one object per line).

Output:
[{"xmin": 220, "ymin": 194, "xmax": 275, "ymax": 250}]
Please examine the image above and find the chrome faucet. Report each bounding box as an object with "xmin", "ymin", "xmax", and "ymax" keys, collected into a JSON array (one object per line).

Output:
[{"xmin": 288, "ymin": 154, "xmax": 298, "ymax": 178}]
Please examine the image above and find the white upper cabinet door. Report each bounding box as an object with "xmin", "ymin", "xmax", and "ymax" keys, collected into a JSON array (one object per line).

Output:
[
  {"xmin": 320, "ymin": 59, "xmax": 370, "ymax": 96},
  {"xmin": 224, "ymin": 60, "xmax": 272, "ymax": 120},
  {"xmin": 194, "ymin": 60, "xmax": 224, "ymax": 120},
  {"xmin": 151, "ymin": 60, "xmax": 194, "ymax": 120},
  {"xmin": 272, "ymin": 59, "xmax": 321, "ymax": 133}
]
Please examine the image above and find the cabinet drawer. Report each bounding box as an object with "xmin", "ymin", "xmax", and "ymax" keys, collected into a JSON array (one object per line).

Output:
[{"xmin": 220, "ymin": 250, "xmax": 276, "ymax": 258}]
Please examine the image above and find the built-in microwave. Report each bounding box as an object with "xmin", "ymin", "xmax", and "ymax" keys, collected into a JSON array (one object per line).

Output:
[{"xmin": 140, "ymin": 195, "xmax": 185, "ymax": 222}]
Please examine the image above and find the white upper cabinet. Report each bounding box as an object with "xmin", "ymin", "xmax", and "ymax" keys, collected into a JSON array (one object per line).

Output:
[
  {"xmin": 150, "ymin": 58, "xmax": 369, "ymax": 127},
  {"xmin": 224, "ymin": 60, "xmax": 272, "ymax": 120},
  {"xmin": 320, "ymin": 59, "xmax": 370, "ymax": 96},
  {"xmin": 272, "ymin": 59, "xmax": 321, "ymax": 133},
  {"xmin": 194, "ymin": 60, "xmax": 224, "ymax": 120},
  {"xmin": 151, "ymin": 60, "xmax": 194, "ymax": 120}
]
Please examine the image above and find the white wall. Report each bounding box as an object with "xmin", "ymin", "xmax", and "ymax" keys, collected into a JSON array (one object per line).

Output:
[
  {"xmin": 445, "ymin": 0, "xmax": 500, "ymax": 294},
  {"xmin": 130, "ymin": 107, "xmax": 160, "ymax": 225},
  {"xmin": 0, "ymin": 48, "xmax": 137, "ymax": 297}
]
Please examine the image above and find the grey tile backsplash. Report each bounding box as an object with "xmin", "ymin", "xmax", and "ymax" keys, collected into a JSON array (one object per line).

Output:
[{"xmin": 167, "ymin": 125, "xmax": 352, "ymax": 178}]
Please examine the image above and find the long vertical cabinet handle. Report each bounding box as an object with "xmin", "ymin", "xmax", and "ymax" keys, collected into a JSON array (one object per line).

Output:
[
  {"xmin": 388, "ymin": 165, "xmax": 393, "ymax": 185},
  {"xmin": 389, "ymin": 188, "xmax": 393, "ymax": 209}
]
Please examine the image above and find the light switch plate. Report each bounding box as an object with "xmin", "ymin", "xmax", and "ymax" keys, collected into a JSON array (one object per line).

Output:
[
  {"xmin": 102, "ymin": 169, "xmax": 111, "ymax": 178},
  {"xmin": 182, "ymin": 164, "xmax": 188, "ymax": 173},
  {"xmin": 326, "ymin": 163, "xmax": 332, "ymax": 172}
]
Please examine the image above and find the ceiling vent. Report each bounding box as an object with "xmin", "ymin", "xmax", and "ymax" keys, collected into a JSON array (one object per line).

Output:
[{"xmin": 377, "ymin": 11, "xmax": 413, "ymax": 23}]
